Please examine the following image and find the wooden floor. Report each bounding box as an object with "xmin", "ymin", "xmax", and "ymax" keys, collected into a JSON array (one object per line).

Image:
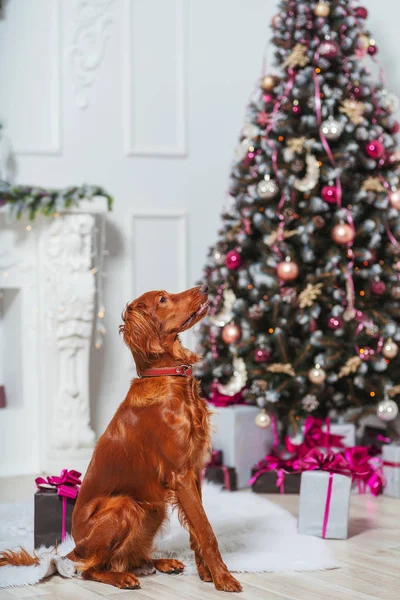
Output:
[{"xmin": 0, "ymin": 477, "xmax": 399, "ymax": 600}]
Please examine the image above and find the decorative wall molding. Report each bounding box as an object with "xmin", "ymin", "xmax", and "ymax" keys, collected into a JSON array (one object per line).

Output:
[
  {"xmin": 41, "ymin": 214, "xmax": 96, "ymax": 453},
  {"xmin": 123, "ymin": 0, "xmax": 187, "ymax": 157},
  {"xmin": 129, "ymin": 211, "xmax": 190, "ymax": 369},
  {"xmin": 131, "ymin": 211, "xmax": 188, "ymax": 295},
  {"xmin": 69, "ymin": 0, "xmax": 115, "ymax": 110},
  {"xmin": 15, "ymin": 0, "xmax": 62, "ymax": 155}
]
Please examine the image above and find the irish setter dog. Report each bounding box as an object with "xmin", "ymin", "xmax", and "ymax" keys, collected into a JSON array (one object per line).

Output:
[{"xmin": 0, "ymin": 286, "xmax": 241, "ymax": 593}]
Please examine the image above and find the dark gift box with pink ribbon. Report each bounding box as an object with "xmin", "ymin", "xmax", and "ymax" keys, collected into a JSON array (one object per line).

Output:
[
  {"xmin": 250, "ymin": 455, "xmax": 301, "ymax": 494},
  {"xmin": 201, "ymin": 450, "xmax": 237, "ymax": 491},
  {"xmin": 34, "ymin": 469, "xmax": 81, "ymax": 548}
]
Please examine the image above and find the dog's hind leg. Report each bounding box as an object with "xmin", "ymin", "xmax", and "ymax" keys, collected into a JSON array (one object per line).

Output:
[{"xmin": 73, "ymin": 496, "xmax": 149, "ymax": 587}]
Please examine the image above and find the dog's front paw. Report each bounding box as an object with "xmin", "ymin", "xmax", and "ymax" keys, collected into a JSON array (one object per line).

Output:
[
  {"xmin": 153, "ymin": 558, "xmax": 185, "ymax": 574},
  {"xmin": 213, "ymin": 571, "xmax": 242, "ymax": 593}
]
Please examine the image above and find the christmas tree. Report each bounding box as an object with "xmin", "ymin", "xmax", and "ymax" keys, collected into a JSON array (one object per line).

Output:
[{"xmin": 197, "ymin": 0, "xmax": 400, "ymax": 436}]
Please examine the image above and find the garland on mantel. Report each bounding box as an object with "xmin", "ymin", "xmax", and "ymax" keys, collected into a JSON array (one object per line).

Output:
[{"xmin": 0, "ymin": 182, "xmax": 113, "ymax": 220}]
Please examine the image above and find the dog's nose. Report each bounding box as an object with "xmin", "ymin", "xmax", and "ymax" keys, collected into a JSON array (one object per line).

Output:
[{"xmin": 199, "ymin": 284, "xmax": 208, "ymax": 294}]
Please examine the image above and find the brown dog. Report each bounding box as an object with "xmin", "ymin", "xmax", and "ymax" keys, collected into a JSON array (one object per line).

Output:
[
  {"xmin": 68, "ymin": 286, "xmax": 242, "ymax": 591},
  {"xmin": 0, "ymin": 286, "xmax": 241, "ymax": 591}
]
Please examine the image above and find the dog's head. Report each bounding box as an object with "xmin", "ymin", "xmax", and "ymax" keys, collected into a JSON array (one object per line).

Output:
[{"xmin": 119, "ymin": 285, "xmax": 209, "ymax": 361}]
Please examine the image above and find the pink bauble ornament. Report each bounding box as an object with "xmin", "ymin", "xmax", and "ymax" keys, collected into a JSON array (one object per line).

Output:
[
  {"xmin": 359, "ymin": 346, "xmax": 374, "ymax": 361},
  {"xmin": 365, "ymin": 140, "xmax": 384, "ymax": 159},
  {"xmin": 292, "ymin": 104, "xmax": 301, "ymax": 116},
  {"xmin": 328, "ymin": 316, "xmax": 343, "ymax": 330},
  {"xmin": 221, "ymin": 323, "xmax": 241, "ymax": 344},
  {"xmin": 321, "ymin": 185, "xmax": 339, "ymax": 204},
  {"xmin": 351, "ymin": 85, "xmax": 363, "ymax": 99},
  {"xmin": 368, "ymin": 44, "xmax": 378, "ymax": 56},
  {"xmin": 392, "ymin": 121, "xmax": 400, "ymax": 134},
  {"xmin": 254, "ymin": 348, "xmax": 271, "ymax": 363},
  {"xmin": 263, "ymin": 93, "xmax": 273, "ymax": 104},
  {"xmin": 319, "ymin": 40, "xmax": 339, "ymax": 59},
  {"xmin": 356, "ymin": 6, "xmax": 368, "ymax": 19},
  {"xmin": 276, "ymin": 260, "xmax": 299, "ymax": 281},
  {"xmin": 225, "ymin": 249, "xmax": 242, "ymax": 270},
  {"xmin": 371, "ymin": 280, "xmax": 386, "ymax": 295},
  {"xmin": 389, "ymin": 189, "xmax": 400, "ymax": 210},
  {"xmin": 332, "ymin": 223, "xmax": 355, "ymax": 245}
]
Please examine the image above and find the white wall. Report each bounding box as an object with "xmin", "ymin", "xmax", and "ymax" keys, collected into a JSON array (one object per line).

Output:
[{"xmin": 1, "ymin": 0, "xmax": 400, "ymax": 441}]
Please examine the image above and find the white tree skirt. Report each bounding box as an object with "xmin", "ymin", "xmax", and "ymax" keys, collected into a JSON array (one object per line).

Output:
[{"xmin": 0, "ymin": 483, "xmax": 337, "ymax": 588}]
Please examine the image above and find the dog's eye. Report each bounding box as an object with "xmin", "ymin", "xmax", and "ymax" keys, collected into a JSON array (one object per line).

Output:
[{"xmin": 159, "ymin": 296, "xmax": 167, "ymax": 304}]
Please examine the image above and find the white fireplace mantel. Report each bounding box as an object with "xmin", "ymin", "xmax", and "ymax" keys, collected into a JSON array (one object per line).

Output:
[{"xmin": 0, "ymin": 197, "xmax": 108, "ymax": 476}]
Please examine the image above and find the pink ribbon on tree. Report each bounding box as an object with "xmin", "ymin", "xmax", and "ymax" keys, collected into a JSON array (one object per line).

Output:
[
  {"xmin": 35, "ymin": 469, "xmax": 81, "ymax": 542},
  {"xmin": 294, "ymin": 449, "xmax": 351, "ymax": 539}
]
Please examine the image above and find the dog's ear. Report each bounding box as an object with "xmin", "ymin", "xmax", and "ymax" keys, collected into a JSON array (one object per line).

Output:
[{"xmin": 119, "ymin": 304, "xmax": 163, "ymax": 357}]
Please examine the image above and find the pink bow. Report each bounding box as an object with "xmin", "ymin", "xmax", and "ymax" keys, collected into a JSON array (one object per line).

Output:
[
  {"xmin": 209, "ymin": 386, "xmax": 245, "ymax": 407},
  {"xmin": 36, "ymin": 469, "xmax": 82, "ymax": 541},
  {"xmin": 342, "ymin": 447, "xmax": 384, "ymax": 496},
  {"xmin": 293, "ymin": 449, "xmax": 350, "ymax": 476},
  {"xmin": 285, "ymin": 417, "xmax": 345, "ymax": 457},
  {"xmin": 248, "ymin": 454, "xmax": 297, "ymax": 492}
]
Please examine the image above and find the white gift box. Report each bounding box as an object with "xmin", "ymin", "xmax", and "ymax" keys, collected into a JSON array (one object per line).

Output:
[
  {"xmin": 322, "ymin": 423, "xmax": 356, "ymax": 448},
  {"xmin": 298, "ymin": 470, "xmax": 351, "ymax": 539},
  {"xmin": 210, "ymin": 405, "xmax": 274, "ymax": 489},
  {"xmin": 299, "ymin": 422, "xmax": 355, "ymax": 451},
  {"xmin": 383, "ymin": 444, "xmax": 400, "ymax": 498}
]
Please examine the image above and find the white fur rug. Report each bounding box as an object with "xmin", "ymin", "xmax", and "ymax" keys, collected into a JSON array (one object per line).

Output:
[{"xmin": 0, "ymin": 483, "xmax": 337, "ymax": 588}]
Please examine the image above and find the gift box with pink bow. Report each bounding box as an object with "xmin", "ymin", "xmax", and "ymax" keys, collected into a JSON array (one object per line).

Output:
[
  {"xmin": 296, "ymin": 450, "xmax": 352, "ymax": 539},
  {"xmin": 34, "ymin": 469, "xmax": 81, "ymax": 548}
]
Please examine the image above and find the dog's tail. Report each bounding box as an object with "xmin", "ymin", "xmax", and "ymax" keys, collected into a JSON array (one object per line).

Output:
[{"xmin": 0, "ymin": 548, "xmax": 40, "ymax": 567}]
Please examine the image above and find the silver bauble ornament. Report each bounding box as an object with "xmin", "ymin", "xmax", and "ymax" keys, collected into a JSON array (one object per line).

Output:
[
  {"xmin": 377, "ymin": 398, "xmax": 399, "ymax": 422},
  {"xmin": 320, "ymin": 117, "xmax": 343, "ymax": 141},
  {"xmin": 255, "ymin": 409, "xmax": 271, "ymax": 429},
  {"xmin": 257, "ymin": 177, "xmax": 279, "ymax": 200},
  {"xmin": 213, "ymin": 250, "xmax": 225, "ymax": 265},
  {"xmin": 382, "ymin": 338, "xmax": 399, "ymax": 359},
  {"xmin": 308, "ymin": 365, "xmax": 327, "ymax": 384}
]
